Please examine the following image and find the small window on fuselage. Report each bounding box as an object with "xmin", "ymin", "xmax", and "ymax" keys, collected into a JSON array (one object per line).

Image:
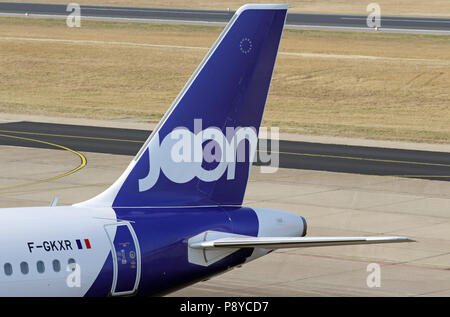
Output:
[
  {"xmin": 20, "ymin": 262, "xmax": 29, "ymax": 275},
  {"xmin": 4, "ymin": 263, "xmax": 12, "ymax": 276},
  {"xmin": 36, "ymin": 261, "xmax": 45, "ymax": 273},
  {"xmin": 67, "ymin": 258, "xmax": 76, "ymax": 272},
  {"xmin": 52, "ymin": 259, "xmax": 61, "ymax": 272}
]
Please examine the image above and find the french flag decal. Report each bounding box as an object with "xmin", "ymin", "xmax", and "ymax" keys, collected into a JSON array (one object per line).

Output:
[{"xmin": 76, "ymin": 239, "xmax": 92, "ymax": 250}]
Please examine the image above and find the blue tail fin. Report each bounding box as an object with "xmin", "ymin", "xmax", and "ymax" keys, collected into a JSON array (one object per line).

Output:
[{"xmin": 79, "ymin": 4, "xmax": 288, "ymax": 208}]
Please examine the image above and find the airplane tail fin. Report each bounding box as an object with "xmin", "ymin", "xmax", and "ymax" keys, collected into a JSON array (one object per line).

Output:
[{"xmin": 77, "ymin": 4, "xmax": 288, "ymax": 208}]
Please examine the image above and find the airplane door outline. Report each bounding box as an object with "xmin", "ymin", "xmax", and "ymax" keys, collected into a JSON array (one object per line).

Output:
[{"xmin": 104, "ymin": 222, "xmax": 141, "ymax": 296}]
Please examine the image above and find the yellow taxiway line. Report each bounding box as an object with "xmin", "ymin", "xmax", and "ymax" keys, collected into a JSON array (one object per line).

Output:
[
  {"xmin": 0, "ymin": 129, "xmax": 449, "ymax": 180},
  {"xmin": 0, "ymin": 133, "xmax": 87, "ymax": 191}
]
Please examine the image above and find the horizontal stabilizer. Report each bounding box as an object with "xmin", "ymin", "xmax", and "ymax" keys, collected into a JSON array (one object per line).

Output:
[{"xmin": 189, "ymin": 236, "xmax": 414, "ymax": 250}]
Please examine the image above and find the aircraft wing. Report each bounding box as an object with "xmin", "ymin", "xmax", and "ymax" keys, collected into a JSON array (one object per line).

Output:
[{"xmin": 189, "ymin": 236, "xmax": 414, "ymax": 250}]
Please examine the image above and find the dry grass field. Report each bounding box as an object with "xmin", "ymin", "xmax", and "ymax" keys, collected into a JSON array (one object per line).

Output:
[
  {"xmin": 0, "ymin": 17, "xmax": 449, "ymax": 143},
  {"xmin": 5, "ymin": 0, "xmax": 450, "ymax": 17}
]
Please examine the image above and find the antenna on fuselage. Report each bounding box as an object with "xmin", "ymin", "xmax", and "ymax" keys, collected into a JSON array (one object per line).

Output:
[{"xmin": 50, "ymin": 197, "xmax": 58, "ymax": 207}]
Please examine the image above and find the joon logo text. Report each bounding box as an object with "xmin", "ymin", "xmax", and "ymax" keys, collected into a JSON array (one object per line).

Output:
[{"xmin": 138, "ymin": 120, "xmax": 259, "ymax": 192}]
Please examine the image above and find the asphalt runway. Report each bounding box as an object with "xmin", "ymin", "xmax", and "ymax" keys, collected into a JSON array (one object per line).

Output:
[
  {"xmin": 0, "ymin": 121, "xmax": 449, "ymax": 181},
  {"xmin": 1, "ymin": 2, "xmax": 449, "ymax": 34}
]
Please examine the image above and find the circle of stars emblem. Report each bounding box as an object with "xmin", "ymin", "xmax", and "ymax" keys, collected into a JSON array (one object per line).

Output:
[{"xmin": 239, "ymin": 37, "xmax": 252, "ymax": 54}]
